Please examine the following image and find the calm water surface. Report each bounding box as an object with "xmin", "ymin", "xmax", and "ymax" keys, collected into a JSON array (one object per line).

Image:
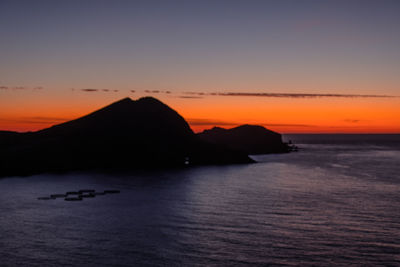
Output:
[{"xmin": 1, "ymin": 135, "xmax": 399, "ymax": 266}]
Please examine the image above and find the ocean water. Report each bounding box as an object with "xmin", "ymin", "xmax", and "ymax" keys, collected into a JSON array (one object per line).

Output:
[{"xmin": 1, "ymin": 135, "xmax": 399, "ymax": 266}]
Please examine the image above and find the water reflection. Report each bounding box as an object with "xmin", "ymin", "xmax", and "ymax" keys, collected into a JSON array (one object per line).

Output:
[{"xmin": 1, "ymin": 143, "xmax": 400, "ymax": 266}]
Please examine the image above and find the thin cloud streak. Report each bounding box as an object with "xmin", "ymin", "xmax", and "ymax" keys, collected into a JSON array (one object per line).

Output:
[
  {"xmin": 0, "ymin": 116, "xmax": 70, "ymax": 124},
  {"xmin": 143, "ymin": 90, "xmax": 172, "ymax": 95},
  {"xmin": 183, "ymin": 91, "xmax": 396, "ymax": 98},
  {"xmin": 81, "ymin": 88, "xmax": 100, "ymax": 92},
  {"xmin": 79, "ymin": 88, "xmax": 119, "ymax": 92},
  {"xmin": 187, "ymin": 118, "xmax": 315, "ymax": 128},
  {"xmin": 145, "ymin": 90, "xmax": 160, "ymax": 93},
  {"xmin": 344, "ymin": 119, "xmax": 361, "ymax": 123},
  {"xmin": 77, "ymin": 89, "xmax": 169, "ymax": 94},
  {"xmin": 178, "ymin": 96, "xmax": 204, "ymax": 99},
  {"xmin": 261, "ymin": 123, "xmax": 315, "ymax": 128},
  {"xmin": 217, "ymin": 92, "xmax": 395, "ymax": 98},
  {"xmin": 0, "ymin": 85, "xmax": 44, "ymax": 90},
  {"xmin": 187, "ymin": 118, "xmax": 238, "ymax": 126}
]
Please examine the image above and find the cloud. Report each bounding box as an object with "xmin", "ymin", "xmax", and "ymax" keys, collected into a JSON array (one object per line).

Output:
[
  {"xmin": 0, "ymin": 85, "xmax": 45, "ymax": 90},
  {"xmin": 80, "ymin": 88, "xmax": 99, "ymax": 92},
  {"xmin": 216, "ymin": 92, "xmax": 397, "ymax": 98},
  {"xmin": 142, "ymin": 90, "xmax": 172, "ymax": 95},
  {"xmin": 77, "ymin": 88, "xmax": 169, "ymax": 94},
  {"xmin": 187, "ymin": 119, "xmax": 315, "ymax": 130},
  {"xmin": 182, "ymin": 91, "xmax": 396, "ymax": 98},
  {"xmin": 187, "ymin": 118, "xmax": 238, "ymax": 126},
  {"xmin": 178, "ymin": 96, "xmax": 203, "ymax": 99},
  {"xmin": 344, "ymin": 119, "xmax": 361, "ymax": 123},
  {"xmin": 0, "ymin": 116, "xmax": 70, "ymax": 124},
  {"xmin": 22, "ymin": 116, "xmax": 69, "ymax": 124},
  {"xmin": 0, "ymin": 86, "xmax": 24, "ymax": 90},
  {"xmin": 79, "ymin": 88, "xmax": 118, "ymax": 92},
  {"xmin": 183, "ymin": 91, "xmax": 205, "ymax": 96},
  {"xmin": 144, "ymin": 90, "xmax": 161, "ymax": 93},
  {"xmin": 261, "ymin": 123, "xmax": 315, "ymax": 127}
]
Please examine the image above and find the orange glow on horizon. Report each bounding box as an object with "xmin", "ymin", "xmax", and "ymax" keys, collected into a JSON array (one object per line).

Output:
[
  {"xmin": 174, "ymin": 95, "xmax": 400, "ymax": 134},
  {"xmin": 0, "ymin": 91, "xmax": 399, "ymax": 134}
]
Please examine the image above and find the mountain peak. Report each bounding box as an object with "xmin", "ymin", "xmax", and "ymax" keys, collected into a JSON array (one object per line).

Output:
[
  {"xmin": 118, "ymin": 97, "xmax": 133, "ymax": 102},
  {"xmin": 137, "ymin": 96, "xmax": 160, "ymax": 102},
  {"xmin": 39, "ymin": 96, "xmax": 196, "ymax": 139},
  {"xmin": 0, "ymin": 97, "xmax": 256, "ymax": 176},
  {"xmin": 109, "ymin": 97, "xmax": 133, "ymax": 106},
  {"xmin": 136, "ymin": 96, "xmax": 166, "ymax": 106},
  {"xmin": 107, "ymin": 97, "xmax": 164, "ymax": 108}
]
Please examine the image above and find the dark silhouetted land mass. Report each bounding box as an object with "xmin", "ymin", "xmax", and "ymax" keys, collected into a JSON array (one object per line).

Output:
[
  {"xmin": 198, "ymin": 125, "xmax": 291, "ymax": 154},
  {"xmin": 0, "ymin": 97, "xmax": 257, "ymax": 177}
]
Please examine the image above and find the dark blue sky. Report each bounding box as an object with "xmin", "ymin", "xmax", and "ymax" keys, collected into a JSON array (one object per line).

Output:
[{"xmin": 1, "ymin": 0, "xmax": 399, "ymax": 94}]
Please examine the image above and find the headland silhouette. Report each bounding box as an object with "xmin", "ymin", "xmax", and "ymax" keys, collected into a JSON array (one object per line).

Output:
[{"xmin": 0, "ymin": 97, "xmax": 291, "ymax": 177}]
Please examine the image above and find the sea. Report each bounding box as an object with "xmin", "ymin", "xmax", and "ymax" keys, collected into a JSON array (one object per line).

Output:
[{"xmin": 0, "ymin": 134, "xmax": 399, "ymax": 266}]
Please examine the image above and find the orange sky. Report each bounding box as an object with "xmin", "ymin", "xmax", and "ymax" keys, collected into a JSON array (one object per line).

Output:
[{"xmin": 0, "ymin": 89, "xmax": 399, "ymax": 134}]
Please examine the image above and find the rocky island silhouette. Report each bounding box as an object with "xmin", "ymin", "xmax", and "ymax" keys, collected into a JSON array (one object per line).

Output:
[
  {"xmin": 198, "ymin": 124, "xmax": 291, "ymax": 154},
  {"xmin": 0, "ymin": 97, "xmax": 290, "ymax": 177}
]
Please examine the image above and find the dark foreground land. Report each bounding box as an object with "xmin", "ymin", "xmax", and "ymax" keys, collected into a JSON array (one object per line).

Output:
[{"xmin": 0, "ymin": 97, "xmax": 289, "ymax": 177}]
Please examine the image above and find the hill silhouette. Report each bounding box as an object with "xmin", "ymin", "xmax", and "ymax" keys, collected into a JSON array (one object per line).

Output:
[
  {"xmin": 198, "ymin": 125, "xmax": 290, "ymax": 154},
  {"xmin": 0, "ymin": 97, "xmax": 253, "ymax": 177}
]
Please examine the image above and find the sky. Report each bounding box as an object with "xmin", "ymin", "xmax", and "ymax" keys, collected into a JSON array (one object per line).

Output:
[{"xmin": 1, "ymin": 0, "xmax": 399, "ymax": 133}]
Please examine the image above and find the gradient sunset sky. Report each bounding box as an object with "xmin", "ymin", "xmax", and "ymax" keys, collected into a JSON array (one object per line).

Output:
[{"xmin": 1, "ymin": 0, "xmax": 399, "ymax": 133}]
